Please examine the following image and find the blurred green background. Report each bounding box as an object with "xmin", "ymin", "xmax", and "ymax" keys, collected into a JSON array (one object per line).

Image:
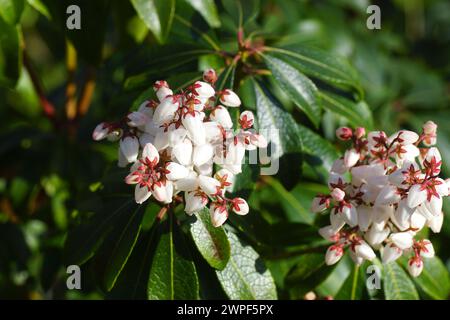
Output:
[{"xmin": 0, "ymin": 0, "xmax": 449, "ymax": 299}]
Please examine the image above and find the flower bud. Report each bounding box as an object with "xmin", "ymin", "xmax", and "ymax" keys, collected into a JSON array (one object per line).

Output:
[
  {"xmin": 193, "ymin": 144, "xmax": 214, "ymax": 167},
  {"xmin": 182, "ymin": 113, "xmax": 206, "ymax": 146},
  {"xmin": 344, "ymin": 148, "xmax": 360, "ymax": 168},
  {"xmin": 311, "ymin": 196, "xmax": 329, "ymax": 213},
  {"xmin": 142, "ymin": 142, "xmax": 159, "ymax": 163},
  {"xmin": 341, "ymin": 204, "xmax": 358, "ymax": 227},
  {"xmin": 210, "ymin": 106, "xmax": 233, "ymax": 129},
  {"xmin": 319, "ymin": 225, "xmax": 339, "ymax": 241},
  {"xmin": 239, "ymin": 111, "xmax": 254, "ymax": 129},
  {"xmin": 336, "ymin": 127, "xmax": 353, "ymax": 140},
  {"xmin": 354, "ymin": 240, "xmax": 376, "ymax": 261},
  {"xmin": 427, "ymin": 211, "xmax": 443, "ymax": 233},
  {"xmin": 232, "ymin": 197, "xmax": 249, "ymax": 215},
  {"xmin": 172, "ymin": 139, "xmax": 193, "ymax": 166},
  {"xmin": 325, "ymin": 245, "xmax": 344, "ymax": 265},
  {"xmin": 418, "ymin": 240, "xmax": 435, "ymax": 258},
  {"xmin": 382, "ymin": 244, "xmax": 402, "ymax": 264},
  {"xmin": 355, "ymin": 127, "xmax": 366, "ymax": 139},
  {"xmin": 153, "ymin": 98, "xmax": 179, "ymax": 125},
  {"xmin": 407, "ymin": 184, "xmax": 427, "ymax": 208},
  {"xmin": 166, "ymin": 162, "xmax": 189, "ymax": 180},
  {"xmin": 407, "ymin": 256, "xmax": 424, "ymax": 277},
  {"xmin": 423, "ymin": 120, "xmax": 437, "ymax": 135},
  {"xmin": 134, "ymin": 184, "xmax": 152, "ymax": 204},
  {"xmin": 389, "ymin": 232, "xmax": 413, "ymax": 250},
  {"xmin": 92, "ymin": 122, "xmax": 109, "ymax": 141},
  {"xmin": 198, "ymin": 175, "xmax": 221, "ymax": 195},
  {"xmin": 185, "ymin": 191, "xmax": 208, "ymax": 215},
  {"xmin": 203, "ymin": 68, "xmax": 217, "ymax": 84},
  {"xmin": 220, "ymin": 89, "xmax": 241, "ymax": 107},
  {"xmin": 210, "ymin": 203, "xmax": 228, "ymax": 227},
  {"xmin": 331, "ymin": 188, "xmax": 345, "ymax": 202},
  {"xmin": 194, "ymin": 81, "xmax": 215, "ymax": 98},
  {"xmin": 120, "ymin": 136, "xmax": 139, "ymax": 163}
]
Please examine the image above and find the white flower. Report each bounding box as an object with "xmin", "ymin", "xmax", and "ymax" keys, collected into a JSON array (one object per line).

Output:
[
  {"xmin": 92, "ymin": 122, "xmax": 109, "ymax": 141},
  {"xmin": 198, "ymin": 175, "xmax": 221, "ymax": 195},
  {"xmin": 325, "ymin": 245, "xmax": 344, "ymax": 265},
  {"xmin": 210, "ymin": 106, "xmax": 233, "ymax": 129},
  {"xmin": 210, "ymin": 203, "xmax": 228, "ymax": 227},
  {"xmin": 330, "ymin": 188, "xmax": 345, "ymax": 202},
  {"xmin": 407, "ymin": 184, "xmax": 427, "ymax": 208},
  {"xmin": 231, "ymin": 198, "xmax": 249, "ymax": 215},
  {"xmin": 184, "ymin": 191, "xmax": 208, "ymax": 215},
  {"xmin": 135, "ymin": 184, "xmax": 152, "ymax": 204},
  {"xmin": 120, "ymin": 136, "xmax": 139, "ymax": 163},
  {"xmin": 311, "ymin": 196, "xmax": 328, "ymax": 213},
  {"xmin": 182, "ymin": 113, "xmax": 206, "ymax": 146},
  {"xmin": 153, "ymin": 97, "xmax": 179, "ymax": 125},
  {"xmin": 389, "ymin": 232, "xmax": 413, "ymax": 250},
  {"xmin": 193, "ymin": 144, "xmax": 214, "ymax": 167},
  {"xmin": 194, "ymin": 81, "xmax": 215, "ymax": 98},
  {"xmin": 344, "ymin": 148, "xmax": 359, "ymax": 168},
  {"xmin": 220, "ymin": 89, "xmax": 241, "ymax": 107},
  {"xmin": 407, "ymin": 257, "xmax": 424, "ymax": 277},
  {"xmin": 382, "ymin": 244, "xmax": 402, "ymax": 264},
  {"xmin": 354, "ymin": 240, "xmax": 376, "ymax": 261},
  {"xmin": 166, "ymin": 162, "xmax": 189, "ymax": 180}
]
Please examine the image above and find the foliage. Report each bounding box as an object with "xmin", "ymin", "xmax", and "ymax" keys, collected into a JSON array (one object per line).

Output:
[{"xmin": 0, "ymin": 0, "xmax": 449, "ymax": 300}]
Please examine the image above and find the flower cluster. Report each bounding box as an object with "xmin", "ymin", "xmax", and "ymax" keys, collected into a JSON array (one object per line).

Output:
[
  {"xmin": 313, "ymin": 121, "xmax": 448, "ymax": 277},
  {"xmin": 92, "ymin": 69, "xmax": 267, "ymax": 227}
]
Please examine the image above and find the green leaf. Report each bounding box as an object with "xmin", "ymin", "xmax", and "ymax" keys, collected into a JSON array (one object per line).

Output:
[
  {"xmin": 216, "ymin": 230, "xmax": 277, "ymax": 300},
  {"xmin": 335, "ymin": 264, "xmax": 367, "ymax": 300},
  {"xmin": 63, "ymin": 198, "xmax": 135, "ymax": 266},
  {"xmin": 253, "ymin": 79, "xmax": 303, "ymax": 159},
  {"xmin": 184, "ymin": 0, "xmax": 220, "ymax": 28},
  {"xmin": 266, "ymin": 46, "xmax": 363, "ymax": 96},
  {"xmin": 221, "ymin": 0, "xmax": 259, "ymax": 28},
  {"xmin": 297, "ymin": 124, "xmax": 339, "ymax": 171},
  {"xmin": 0, "ymin": 0, "xmax": 25, "ymax": 25},
  {"xmin": 405, "ymin": 257, "xmax": 450, "ymax": 300},
  {"xmin": 147, "ymin": 213, "xmax": 199, "ymax": 300},
  {"xmin": 0, "ymin": 17, "xmax": 21, "ymax": 88},
  {"xmin": 189, "ymin": 208, "xmax": 230, "ymax": 270},
  {"xmin": 285, "ymin": 253, "xmax": 336, "ymax": 298},
  {"xmin": 27, "ymin": 0, "xmax": 51, "ymax": 19},
  {"xmin": 263, "ymin": 176, "xmax": 314, "ymax": 224},
  {"xmin": 383, "ymin": 262, "xmax": 419, "ymax": 300},
  {"xmin": 320, "ymin": 92, "xmax": 374, "ymax": 130},
  {"xmin": 107, "ymin": 222, "xmax": 160, "ymax": 299},
  {"xmin": 102, "ymin": 204, "xmax": 145, "ymax": 291},
  {"xmin": 131, "ymin": 0, "xmax": 175, "ymax": 44},
  {"xmin": 263, "ymin": 53, "xmax": 322, "ymax": 128}
]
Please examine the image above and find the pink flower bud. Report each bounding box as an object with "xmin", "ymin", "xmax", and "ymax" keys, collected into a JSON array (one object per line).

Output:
[
  {"xmin": 203, "ymin": 69, "xmax": 217, "ymax": 84},
  {"xmin": 331, "ymin": 188, "xmax": 345, "ymax": 202},
  {"xmin": 355, "ymin": 127, "xmax": 366, "ymax": 139},
  {"xmin": 336, "ymin": 127, "xmax": 353, "ymax": 140}
]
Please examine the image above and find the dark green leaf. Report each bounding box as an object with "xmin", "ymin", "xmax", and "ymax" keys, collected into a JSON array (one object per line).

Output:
[
  {"xmin": 403, "ymin": 257, "xmax": 450, "ymax": 300},
  {"xmin": 147, "ymin": 214, "xmax": 199, "ymax": 299},
  {"xmin": 184, "ymin": 0, "xmax": 220, "ymax": 28},
  {"xmin": 383, "ymin": 262, "xmax": 419, "ymax": 300},
  {"xmin": 264, "ymin": 53, "xmax": 322, "ymax": 128},
  {"xmin": 335, "ymin": 264, "xmax": 367, "ymax": 300},
  {"xmin": 266, "ymin": 46, "xmax": 363, "ymax": 96},
  {"xmin": 0, "ymin": 0, "xmax": 25, "ymax": 24},
  {"xmin": 131, "ymin": 0, "xmax": 175, "ymax": 44},
  {"xmin": 0, "ymin": 17, "xmax": 21, "ymax": 88},
  {"xmin": 285, "ymin": 253, "xmax": 336, "ymax": 298},
  {"xmin": 253, "ymin": 79, "xmax": 303, "ymax": 159},
  {"xmin": 221, "ymin": 0, "xmax": 259, "ymax": 28},
  {"xmin": 102, "ymin": 204, "xmax": 145, "ymax": 291},
  {"xmin": 320, "ymin": 92, "xmax": 374, "ymax": 130},
  {"xmin": 189, "ymin": 208, "xmax": 230, "ymax": 270},
  {"xmin": 216, "ymin": 230, "xmax": 277, "ymax": 300}
]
